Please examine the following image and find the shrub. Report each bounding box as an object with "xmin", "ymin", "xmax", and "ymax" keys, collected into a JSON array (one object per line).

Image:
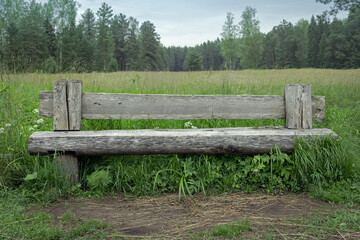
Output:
[
  {"xmin": 87, "ymin": 169, "xmax": 112, "ymax": 192},
  {"xmin": 43, "ymin": 57, "xmax": 58, "ymax": 73}
]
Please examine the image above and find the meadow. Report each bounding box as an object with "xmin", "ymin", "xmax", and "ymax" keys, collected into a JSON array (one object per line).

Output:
[{"xmin": 1, "ymin": 69, "xmax": 360, "ymax": 239}]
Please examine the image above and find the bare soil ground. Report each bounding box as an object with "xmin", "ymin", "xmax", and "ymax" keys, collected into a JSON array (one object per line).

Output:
[{"xmin": 36, "ymin": 192, "xmax": 346, "ymax": 239}]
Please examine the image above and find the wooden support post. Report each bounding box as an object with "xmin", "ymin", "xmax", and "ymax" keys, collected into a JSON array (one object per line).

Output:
[
  {"xmin": 53, "ymin": 79, "xmax": 69, "ymax": 130},
  {"xmin": 285, "ymin": 84, "xmax": 312, "ymax": 129},
  {"xmin": 56, "ymin": 152, "xmax": 79, "ymax": 182},
  {"xmin": 68, "ymin": 80, "xmax": 82, "ymax": 130},
  {"xmin": 53, "ymin": 79, "xmax": 82, "ymax": 182}
]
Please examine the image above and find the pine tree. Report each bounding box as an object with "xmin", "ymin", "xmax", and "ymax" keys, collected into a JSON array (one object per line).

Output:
[
  {"xmin": 47, "ymin": 0, "xmax": 79, "ymax": 72},
  {"xmin": 5, "ymin": 21, "xmax": 21, "ymax": 72},
  {"xmin": 323, "ymin": 18, "xmax": 349, "ymax": 68},
  {"xmin": 44, "ymin": 17, "xmax": 56, "ymax": 58},
  {"xmin": 316, "ymin": 0, "xmax": 360, "ymax": 14},
  {"xmin": 75, "ymin": 27, "xmax": 94, "ymax": 72},
  {"xmin": 80, "ymin": 8, "xmax": 96, "ymax": 42},
  {"xmin": 318, "ymin": 32, "xmax": 328, "ymax": 67},
  {"xmin": 0, "ymin": 0, "xmax": 27, "ymax": 68},
  {"xmin": 293, "ymin": 19, "xmax": 309, "ymax": 68},
  {"xmin": 111, "ymin": 14, "xmax": 129, "ymax": 71},
  {"xmin": 262, "ymin": 30, "xmax": 277, "ymax": 69},
  {"xmin": 307, "ymin": 16, "xmax": 318, "ymax": 67},
  {"xmin": 125, "ymin": 17, "xmax": 140, "ymax": 70},
  {"xmin": 19, "ymin": 0, "xmax": 47, "ymax": 71},
  {"xmin": 200, "ymin": 41, "xmax": 212, "ymax": 70},
  {"xmin": 138, "ymin": 21, "xmax": 161, "ymax": 71},
  {"xmin": 96, "ymin": 2, "xmax": 113, "ymax": 71},
  {"xmin": 61, "ymin": 24, "xmax": 78, "ymax": 71},
  {"xmin": 79, "ymin": 8, "xmax": 96, "ymax": 71},
  {"xmin": 185, "ymin": 50, "xmax": 202, "ymax": 71},
  {"xmin": 346, "ymin": 6, "xmax": 360, "ymax": 68}
]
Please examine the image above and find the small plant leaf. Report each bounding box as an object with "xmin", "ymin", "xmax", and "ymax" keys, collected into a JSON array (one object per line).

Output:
[{"xmin": 24, "ymin": 172, "xmax": 38, "ymax": 181}]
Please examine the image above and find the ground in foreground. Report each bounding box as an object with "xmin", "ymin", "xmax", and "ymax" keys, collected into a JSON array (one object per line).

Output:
[{"xmin": 33, "ymin": 192, "xmax": 360, "ymax": 239}]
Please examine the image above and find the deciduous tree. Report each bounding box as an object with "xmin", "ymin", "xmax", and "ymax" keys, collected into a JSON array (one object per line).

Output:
[
  {"xmin": 239, "ymin": 7, "xmax": 263, "ymax": 69},
  {"xmin": 221, "ymin": 12, "xmax": 239, "ymax": 70}
]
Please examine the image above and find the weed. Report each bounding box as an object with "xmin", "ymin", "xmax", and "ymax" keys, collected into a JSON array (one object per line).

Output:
[
  {"xmin": 191, "ymin": 219, "xmax": 252, "ymax": 239},
  {"xmin": 1, "ymin": 70, "xmax": 360, "ymax": 239},
  {"xmin": 153, "ymin": 167, "xmax": 194, "ymax": 203},
  {"xmin": 60, "ymin": 209, "xmax": 77, "ymax": 226},
  {"xmin": 87, "ymin": 169, "xmax": 112, "ymax": 193},
  {"xmin": 292, "ymin": 135, "xmax": 352, "ymax": 189},
  {"xmin": 0, "ymin": 69, "xmax": 359, "ymax": 204},
  {"xmin": 0, "ymin": 191, "xmax": 111, "ymax": 239},
  {"xmin": 211, "ymin": 219, "xmax": 252, "ymax": 238}
]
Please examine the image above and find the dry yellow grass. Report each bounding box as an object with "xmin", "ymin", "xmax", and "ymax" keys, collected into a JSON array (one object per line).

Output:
[{"xmin": 8, "ymin": 69, "xmax": 360, "ymax": 97}]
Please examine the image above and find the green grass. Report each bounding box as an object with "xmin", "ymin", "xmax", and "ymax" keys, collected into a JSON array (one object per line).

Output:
[
  {"xmin": 210, "ymin": 219, "xmax": 252, "ymax": 238},
  {"xmin": 0, "ymin": 191, "xmax": 114, "ymax": 240},
  {"xmin": 188, "ymin": 207, "xmax": 360, "ymax": 239},
  {"xmin": 1, "ymin": 69, "xmax": 359, "ymax": 200},
  {"xmin": 1, "ymin": 69, "xmax": 360, "ymax": 238},
  {"xmin": 189, "ymin": 219, "xmax": 252, "ymax": 239}
]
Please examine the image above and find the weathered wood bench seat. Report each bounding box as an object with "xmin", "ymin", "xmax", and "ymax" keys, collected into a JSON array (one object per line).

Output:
[
  {"xmin": 30, "ymin": 127, "xmax": 335, "ymax": 156},
  {"xmin": 28, "ymin": 79, "xmax": 336, "ymax": 181}
]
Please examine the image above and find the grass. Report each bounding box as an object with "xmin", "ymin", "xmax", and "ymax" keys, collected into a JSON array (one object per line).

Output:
[
  {"xmin": 1, "ymin": 69, "xmax": 359, "ymax": 196},
  {"xmin": 188, "ymin": 207, "xmax": 360, "ymax": 239},
  {"xmin": 210, "ymin": 219, "xmax": 252, "ymax": 238},
  {"xmin": 0, "ymin": 69, "xmax": 360, "ymax": 238},
  {"xmin": 0, "ymin": 191, "xmax": 114, "ymax": 240},
  {"xmin": 189, "ymin": 219, "xmax": 252, "ymax": 239}
]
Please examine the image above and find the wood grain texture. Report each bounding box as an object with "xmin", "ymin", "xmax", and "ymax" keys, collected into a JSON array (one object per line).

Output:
[
  {"xmin": 285, "ymin": 84, "xmax": 312, "ymax": 129},
  {"xmin": 39, "ymin": 91, "xmax": 53, "ymax": 118},
  {"xmin": 28, "ymin": 127, "xmax": 337, "ymax": 156},
  {"xmin": 39, "ymin": 92, "xmax": 326, "ymax": 121},
  {"xmin": 68, "ymin": 80, "xmax": 82, "ymax": 130},
  {"xmin": 53, "ymin": 79, "xmax": 69, "ymax": 130},
  {"xmin": 82, "ymin": 93, "xmax": 286, "ymax": 119},
  {"xmin": 312, "ymin": 96, "xmax": 325, "ymax": 122},
  {"xmin": 52, "ymin": 79, "xmax": 80, "ymax": 183},
  {"xmin": 55, "ymin": 152, "xmax": 79, "ymax": 183},
  {"xmin": 302, "ymin": 85, "xmax": 313, "ymax": 128}
]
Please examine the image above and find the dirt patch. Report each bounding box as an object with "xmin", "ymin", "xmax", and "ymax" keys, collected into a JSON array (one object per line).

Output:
[{"xmin": 40, "ymin": 192, "xmax": 333, "ymax": 238}]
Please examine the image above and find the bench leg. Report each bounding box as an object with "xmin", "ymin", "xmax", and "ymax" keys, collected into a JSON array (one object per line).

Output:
[{"xmin": 55, "ymin": 152, "xmax": 79, "ymax": 183}]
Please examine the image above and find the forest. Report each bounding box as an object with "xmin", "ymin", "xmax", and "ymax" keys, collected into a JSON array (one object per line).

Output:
[{"xmin": 0, "ymin": 0, "xmax": 359, "ymax": 73}]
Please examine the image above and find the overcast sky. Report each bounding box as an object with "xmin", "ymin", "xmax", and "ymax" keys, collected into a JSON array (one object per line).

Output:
[{"xmin": 72, "ymin": 0, "xmax": 347, "ymax": 47}]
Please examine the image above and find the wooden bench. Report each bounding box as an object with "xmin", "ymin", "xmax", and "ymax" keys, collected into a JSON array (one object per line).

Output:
[{"xmin": 28, "ymin": 79, "xmax": 336, "ymax": 181}]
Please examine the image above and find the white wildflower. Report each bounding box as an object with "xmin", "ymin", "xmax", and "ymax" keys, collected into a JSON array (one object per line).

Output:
[
  {"xmin": 32, "ymin": 109, "xmax": 39, "ymax": 114},
  {"xmin": 0, "ymin": 128, "xmax": 4, "ymax": 133},
  {"xmin": 191, "ymin": 126, "xmax": 197, "ymax": 129},
  {"xmin": 5, "ymin": 123, "xmax": 11, "ymax": 127},
  {"xmin": 184, "ymin": 121, "xmax": 192, "ymax": 128},
  {"xmin": 33, "ymin": 125, "xmax": 38, "ymax": 128},
  {"xmin": 36, "ymin": 119, "xmax": 44, "ymax": 124},
  {"xmin": 28, "ymin": 127, "xmax": 34, "ymax": 131}
]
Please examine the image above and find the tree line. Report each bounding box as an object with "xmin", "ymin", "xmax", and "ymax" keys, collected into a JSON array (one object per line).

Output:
[{"xmin": 0, "ymin": 0, "xmax": 359, "ymax": 73}]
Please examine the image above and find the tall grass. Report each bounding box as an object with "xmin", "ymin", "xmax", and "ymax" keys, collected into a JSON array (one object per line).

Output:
[{"xmin": 1, "ymin": 69, "xmax": 359, "ymax": 202}]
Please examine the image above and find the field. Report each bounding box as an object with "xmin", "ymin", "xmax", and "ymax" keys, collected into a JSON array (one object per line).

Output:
[{"xmin": 1, "ymin": 69, "xmax": 360, "ymax": 239}]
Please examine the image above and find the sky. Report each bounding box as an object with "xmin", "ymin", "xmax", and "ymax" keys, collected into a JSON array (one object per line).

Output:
[{"xmin": 72, "ymin": 0, "xmax": 348, "ymax": 47}]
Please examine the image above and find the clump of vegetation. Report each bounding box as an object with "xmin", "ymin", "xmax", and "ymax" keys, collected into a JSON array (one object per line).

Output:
[
  {"xmin": 211, "ymin": 219, "xmax": 252, "ymax": 238},
  {"xmin": 0, "ymin": 69, "xmax": 359, "ymax": 240},
  {"xmin": 87, "ymin": 169, "xmax": 112, "ymax": 193},
  {"xmin": 0, "ymin": 70, "xmax": 359, "ymax": 205},
  {"xmin": 0, "ymin": 191, "xmax": 111, "ymax": 239}
]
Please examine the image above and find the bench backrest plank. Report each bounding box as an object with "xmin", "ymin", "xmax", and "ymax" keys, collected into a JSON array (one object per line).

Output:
[{"xmin": 39, "ymin": 91, "xmax": 325, "ymax": 121}]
